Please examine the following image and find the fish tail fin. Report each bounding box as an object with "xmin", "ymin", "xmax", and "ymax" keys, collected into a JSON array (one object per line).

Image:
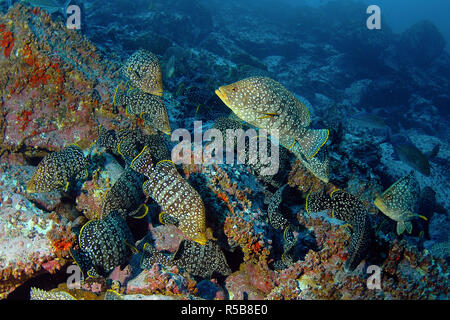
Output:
[
  {"xmin": 159, "ymin": 211, "xmax": 179, "ymax": 226},
  {"xmin": 296, "ymin": 128, "xmax": 329, "ymax": 159},
  {"xmin": 143, "ymin": 242, "xmax": 158, "ymax": 255},
  {"xmin": 396, "ymin": 221, "xmax": 413, "ymax": 235},
  {"xmin": 426, "ymin": 144, "xmax": 440, "ymax": 159},
  {"xmin": 130, "ymin": 146, "xmax": 154, "ymax": 177}
]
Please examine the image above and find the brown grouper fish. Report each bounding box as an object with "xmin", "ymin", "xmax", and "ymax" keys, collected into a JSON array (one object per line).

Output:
[
  {"xmin": 306, "ymin": 189, "xmax": 371, "ymax": 271},
  {"xmin": 130, "ymin": 146, "xmax": 207, "ymax": 245},
  {"xmin": 122, "ymin": 49, "xmax": 163, "ymax": 96},
  {"xmin": 141, "ymin": 240, "xmax": 231, "ymax": 278},
  {"xmin": 115, "ymin": 88, "xmax": 171, "ymax": 135},
  {"xmin": 26, "ymin": 144, "xmax": 89, "ymax": 193},
  {"xmin": 374, "ymin": 171, "xmax": 427, "ymax": 235},
  {"xmin": 215, "ymin": 76, "xmax": 329, "ymax": 160}
]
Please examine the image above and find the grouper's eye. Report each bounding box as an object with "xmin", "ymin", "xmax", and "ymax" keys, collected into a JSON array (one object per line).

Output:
[{"xmin": 230, "ymin": 86, "xmax": 237, "ymax": 92}]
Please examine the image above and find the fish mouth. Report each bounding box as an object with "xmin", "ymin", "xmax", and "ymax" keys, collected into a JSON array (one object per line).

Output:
[
  {"xmin": 215, "ymin": 87, "xmax": 230, "ymax": 108},
  {"xmin": 152, "ymin": 90, "xmax": 163, "ymax": 97},
  {"xmin": 374, "ymin": 197, "xmax": 386, "ymax": 213}
]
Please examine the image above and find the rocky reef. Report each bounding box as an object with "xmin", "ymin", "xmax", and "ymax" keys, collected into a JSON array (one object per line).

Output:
[{"xmin": 0, "ymin": 1, "xmax": 449, "ymax": 300}]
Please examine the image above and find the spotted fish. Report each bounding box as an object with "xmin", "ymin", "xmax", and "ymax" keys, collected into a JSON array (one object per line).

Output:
[
  {"xmin": 95, "ymin": 126, "xmax": 119, "ymax": 154},
  {"xmin": 96, "ymin": 127, "xmax": 170, "ymax": 164},
  {"xmin": 130, "ymin": 146, "xmax": 207, "ymax": 245},
  {"xmin": 143, "ymin": 132, "xmax": 172, "ymax": 163},
  {"xmin": 117, "ymin": 89, "xmax": 171, "ymax": 134},
  {"xmin": 101, "ymin": 167, "xmax": 148, "ymax": 219},
  {"xmin": 27, "ymin": 144, "xmax": 89, "ymax": 193},
  {"xmin": 215, "ymin": 76, "xmax": 329, "ymax": 159},
  {"xmin": 70, "ymin": 211, "xmax": 135, "ymax": 279},
  {"xmin": 30, "ymin": 287, "xmax": 124, "ymax": 300},
  {"xmin": 30, "ymin": 287, "xmax": 76, "ymax": 300},
  {"xmin": 268, "ymin": 185, "xmax": 290, "ymax": 230},
  {"xmin": 393, "ymin": 144, "xmax": 431, "ymax": 176},
  {"xmin": 267, "ymin": 186, "xmax": 300, "ymax": 268},
  {"xmin": 374, "ymin": 171, "xmax": 427, "ymax": 235},
  {"xmin": 122, "ymin": 49, "xmax": 163, "ymax": 96},
  {"xmin": 306, "ymin": 189, "xmax": 371, "ymax": 271},
  {"xmin": 246, "ymin": 135, "xmax": 291, "ymax": 187},
  {"xmin": 286, "ymin": 137, "xmax": 330, "ymax": 183},
  {"xmin": 211, "ymin": 116, "xmax": 243, "ymax": 146},
  {"xmin": 141, "ymin": 240, "xmax": 231, "ymax": 278}
]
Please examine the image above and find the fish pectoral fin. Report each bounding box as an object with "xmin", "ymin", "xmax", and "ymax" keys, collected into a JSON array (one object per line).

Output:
[
  {"xmin": 257, "ymin": 112, "xmax": 279, "ymax": 119},
  {"xmin": 396, "ymin": 221, "xmax": 406, "ymax": 235}
]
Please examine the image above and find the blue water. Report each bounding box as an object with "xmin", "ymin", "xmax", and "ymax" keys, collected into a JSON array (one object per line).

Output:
[{"xmin": 266, "ymin": 0, "xmax": 450, "ymax": 51}]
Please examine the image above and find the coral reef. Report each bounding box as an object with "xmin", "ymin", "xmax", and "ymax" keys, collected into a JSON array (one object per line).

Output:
[{"xmin": 0, "ymin": 163, "xmax": 74, "ymax": 299}]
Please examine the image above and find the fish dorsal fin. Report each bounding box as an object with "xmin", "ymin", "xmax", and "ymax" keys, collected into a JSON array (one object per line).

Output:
[
  {"xmin": 294, "ymin": 98, "xmax": 311, "ymax": 127},
  {"xmin": 78, "ymin": 220, "xmax": 96, "ymax": 249}
]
